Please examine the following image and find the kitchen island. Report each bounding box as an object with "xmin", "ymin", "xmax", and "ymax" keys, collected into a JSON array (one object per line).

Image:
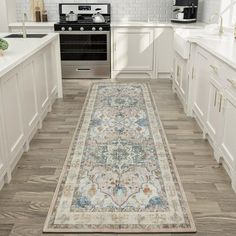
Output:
[{"xmin": 0, "ymin": 33, "xmax": 62, "ymax": 190}]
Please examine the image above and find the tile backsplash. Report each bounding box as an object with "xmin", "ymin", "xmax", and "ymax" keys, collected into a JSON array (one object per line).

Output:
[{"xmin": 16, "ymin": 0, "xmax": 222, "ymax": 23}]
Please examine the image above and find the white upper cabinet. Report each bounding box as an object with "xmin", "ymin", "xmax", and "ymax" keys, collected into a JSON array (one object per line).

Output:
[{"xmin": 113, "ymin": 28, "xmax": 154, "ymax": 71}]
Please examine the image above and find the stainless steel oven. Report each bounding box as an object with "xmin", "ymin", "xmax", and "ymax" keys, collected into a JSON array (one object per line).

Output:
[
  {"xmin": 54, "ymin": 3, "xmax": 111, "ymax": 79},
  {"xmin": 59, "ymin": 30, "xmax": 110, "ymax": 79}
]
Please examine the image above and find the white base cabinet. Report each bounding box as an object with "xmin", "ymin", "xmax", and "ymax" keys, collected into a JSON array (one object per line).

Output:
[
  {"xmin": 112, "ymin": 27, "xmax": 155, "ymax": 79},
  {"xmin": 172, "ymin": 51, "xmax": 188, "ymax": 112},
  {"xmin": 219, "ymin": 90, "xmax": 236, "ymax": 191},
  {"xmin": 156, "ymin": 28, "xmax": 173, "ymax": 78},
  {"xmin": 206, "ymin": 79, "xmax": 221, "ymax": 142},
  {"xmin": 193, "ymin": 47, "xmax": 211, "ymax": 127},
  {"xmin": 190, "ymin": 45, "xmax": 236, "ymax": 192},
  {"xmin": 111, "ymin": 27, "xmax": 173, "ymax": 79},
  {"xmin": 0, "ymin": 39, "xmax": 61, "ymax": 190}
]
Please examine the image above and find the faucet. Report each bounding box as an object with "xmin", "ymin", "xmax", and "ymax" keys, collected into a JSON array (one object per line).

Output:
[
  {"xmin": 22, "ymin": 13, "xmax": 27, "ymax": 38},
  {"xmin": 210, "ymin": 13, "xmax": 224, "ymax": 36}
]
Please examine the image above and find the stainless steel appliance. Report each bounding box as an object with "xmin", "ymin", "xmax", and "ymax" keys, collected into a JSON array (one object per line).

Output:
[
  {"xmin": 171, "ymin": 0, "xmax": 198, "ymax": 23},
  {"xmin": 54, "ymin": 3, "xmax": 111, "ymax": 79}
]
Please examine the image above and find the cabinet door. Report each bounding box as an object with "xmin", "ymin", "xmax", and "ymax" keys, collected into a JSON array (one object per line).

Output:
[
  {"xmin": 174, "ymin": 58, "xmax": 181, "ymax": 87},
  {"xmin": 44, "ymin": 45, "xmax": 57, "ymax": 97},
  {"xmin": 156, "ymin": 28, "xmax": 173, "ymax": 74},
  {"xmin": 0, "ymin": 110, "xmax": 6, "ymax": 179},
  {"xmin": 113, "ymin": 28, "xmax": 154, "ymax": 71},
  {"xmin": 1, "ymin": 69, "xmax": 25, "ymax": 160},
  {"xmin": 174, "ymin": 53, "xmax": 188, "ymax": 101},
  {"xmin": 20, "ymin": 59, "xmax": 39, "ymax": 135},
  {"xmin": 193, "ymin": 49, "xmax": 211, "ymax": 123},
  {"xmin": 220, "ymin": 91, "xmax": 236, "ymax": 169},
  {"xmin": 34, "ymin": 51, "xmax": 49, "ymax": 113},
  {"xmin": 206, "ymin": 79, "xmax": 221, "ymax": 142}
]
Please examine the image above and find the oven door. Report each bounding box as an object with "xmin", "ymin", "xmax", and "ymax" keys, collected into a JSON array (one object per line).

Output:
[
  {"xmin": 59, "ymin": 31, "xmax": 111, "ymax": 79},
  {"xmin": 59, "ymin": 31, "xmax": 110, "ymax": 62}
]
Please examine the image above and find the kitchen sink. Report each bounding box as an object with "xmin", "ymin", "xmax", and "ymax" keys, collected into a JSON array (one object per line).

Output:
[{"xmin": 4, "ymin": 34, "xmax": 47, "ymax": 38}]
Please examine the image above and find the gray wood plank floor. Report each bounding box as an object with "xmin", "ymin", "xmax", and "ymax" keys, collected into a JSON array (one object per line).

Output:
[{"xmin": 0, "ymin": 79, "xmax": 236, "ymax": 236}]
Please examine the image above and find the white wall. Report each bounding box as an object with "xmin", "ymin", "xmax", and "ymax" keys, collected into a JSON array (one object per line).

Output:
[
  {"xmin": 15, "ymin": 0, "xmax": 222, "ymax": 23},
  {"xmin": 0, "ymin": 0, "xmax": 16, "ymax": 32},
  {"xmin": 0, "ymin": 0, "xmax": 9, "ymax": 32},
  {"xmin": 15, "ymin": 0, "xmax": 174, "ymax": 22},
  {"xmin": 198, "ymin": 0, "xmax": 222, "ymax": 23}
]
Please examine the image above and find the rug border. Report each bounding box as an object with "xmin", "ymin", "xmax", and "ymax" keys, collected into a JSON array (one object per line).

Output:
[{"xmin": 43, "ymin": 82, "xmax": 197, "ymax": 233}]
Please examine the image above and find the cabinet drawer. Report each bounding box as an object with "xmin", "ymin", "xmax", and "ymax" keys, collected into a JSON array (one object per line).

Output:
[
  {"xmin": 62, "ymin": 65, "xmax": 110, "ymax": 79},
  {"xmin": 223, "ymin": 66, "xmax": 236, "ymax": 96},
  {"xmin": 197, "ymin": 46, "xmax": 230, "ymax": 86}
]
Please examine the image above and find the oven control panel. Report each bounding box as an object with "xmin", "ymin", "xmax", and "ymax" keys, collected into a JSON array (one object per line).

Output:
[
  {"xmin": 59, "ymin": 3, "xmax": 110, "ymax": 15},
  {"xmin": 55, "ymin": 24, "xmax": 110, "ymax": 32}
]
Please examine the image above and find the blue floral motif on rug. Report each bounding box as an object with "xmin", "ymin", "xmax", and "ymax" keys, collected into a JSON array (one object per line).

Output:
[{"xmin": 44, "ymin": 83, "xmax": 196, "ymax": 233}]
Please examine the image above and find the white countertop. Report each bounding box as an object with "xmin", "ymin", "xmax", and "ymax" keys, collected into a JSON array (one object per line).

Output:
[
  {"xmin": 195, "ymin": 37, "xmax": 236, "ymax": 70},
  {"xmin": 9, "ymin": 22, "xmax": 56, "ymax": 27},
  {"xmin": 9, "ymin": 21, "xmax": 205, "ymax": 29},
  {"xmin": 111, "ymin": 21, "xmax": 205, "ymax": 29},
  {"xmin": 174, "ymin": 27, "xmax": 236, "ymax": 70},
  {"xmin": 0, "ymin": 33, "xmax": 59, "ymax": 78}
]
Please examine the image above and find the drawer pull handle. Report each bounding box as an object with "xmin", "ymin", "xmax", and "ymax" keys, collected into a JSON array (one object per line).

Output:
[
  {"xmin": 219, "ymin": 94, "xmax": 223, "ymax": 113},
  {"xmin": 214, "ymin": 90, "xmax": 217, "ymax": 107},
  {"xmin": 192, "ymin": 67, "xmax": 194, "ymax": 80},
  {"xmin": 227, "ymin": 79, "xmax": 236, "ymax": 87},
  {"xmin": 210, "ymin": 65, "xmax": 218, "ymax": 73}
]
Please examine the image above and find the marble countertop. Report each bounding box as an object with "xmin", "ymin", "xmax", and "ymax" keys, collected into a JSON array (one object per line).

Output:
[
  {"xmin": 111, "ymin": 21, "xmax": 205, "ymax": 29},
  {"xmin": 195, "ymin": 37, "xmax": 236, "ymax": 70},
  {"xmin": 8, "ymin": 21, "xmax": 205, "ymax": 29},
  {"xmin": 0, "ymin": 33, "xmax": 59, "ymax": 78},
  {"xmin": 175, "ymin": 28, "xmax": 236, "ymax": 70},
  {"xmin": 9, "ymin": 22, "xmax": 56, "ymax": 27}
]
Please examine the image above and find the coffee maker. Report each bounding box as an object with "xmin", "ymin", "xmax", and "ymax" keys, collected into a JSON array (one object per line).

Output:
[{"xmin": 171, "ymin": 0, "xmax": 198, "ymax": 23}]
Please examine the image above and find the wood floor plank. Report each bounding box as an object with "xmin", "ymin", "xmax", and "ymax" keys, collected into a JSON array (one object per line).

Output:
[{"xmin": 0, "ymin": 79, "xmax": 235, "ymax": 235}]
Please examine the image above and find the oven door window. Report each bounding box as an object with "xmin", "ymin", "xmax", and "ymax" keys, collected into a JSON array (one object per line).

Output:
[{"xmin": 60, "ymin": 34, "xmax": 108, "ymax": 61}]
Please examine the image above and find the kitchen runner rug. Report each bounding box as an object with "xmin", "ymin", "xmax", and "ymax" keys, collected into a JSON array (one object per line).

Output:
[{"xmin": 44, "ymin": 82, "xmax": 196, "ymax": 233}]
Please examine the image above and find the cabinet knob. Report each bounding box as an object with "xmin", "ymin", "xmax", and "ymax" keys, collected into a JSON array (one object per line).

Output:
[
  {"xmin": 227, "ymin": 79, "xmax": 236, "ymax": 87},
  {"xmin": 210, "ymin": 65, "xmax": 218, "ymax": 73}
]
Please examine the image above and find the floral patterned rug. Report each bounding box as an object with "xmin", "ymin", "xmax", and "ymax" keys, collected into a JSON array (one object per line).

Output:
[{"xmin": 44, "ymin": 82, "xmax": 196, "ymax": 233}]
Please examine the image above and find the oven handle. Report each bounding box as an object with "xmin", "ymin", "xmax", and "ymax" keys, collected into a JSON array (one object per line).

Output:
[
  {"xmin": 76, "ymin": 68, "xmax": 91, "ymax": 71},
  {"xmin": 58, "ymin": 31, "xmax": 110, "ymax": 35}
]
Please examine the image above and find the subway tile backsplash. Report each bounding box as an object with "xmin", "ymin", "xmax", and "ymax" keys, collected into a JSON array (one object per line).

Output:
[{"xmin": 15, "ymin": 0, "xmax": 222, "ymax": 23}]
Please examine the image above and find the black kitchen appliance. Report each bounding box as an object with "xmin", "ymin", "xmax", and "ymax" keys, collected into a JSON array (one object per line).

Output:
[
  {"xmin": 54, "ymin": 3, "xmax": 111, "ymax": 79},
  {"xmin": 171, "ymin": 0, "xmax": 198, "ymax": 23}
]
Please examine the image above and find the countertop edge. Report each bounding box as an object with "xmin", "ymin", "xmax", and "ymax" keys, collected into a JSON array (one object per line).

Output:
[
  {"xmin": 8, "ymin": 21, "xmax": 206, "ymax": 29},
  {"xmin": 9, "ymin": 22, "xmax": 56, "ymax": 27},
  {"xmin": 193, "ymin": 39, "xmax": 236, "ymax": 70},
  {"xmin": 0, "ymin": 33, "xmax": 59, "ymax": 78}
]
